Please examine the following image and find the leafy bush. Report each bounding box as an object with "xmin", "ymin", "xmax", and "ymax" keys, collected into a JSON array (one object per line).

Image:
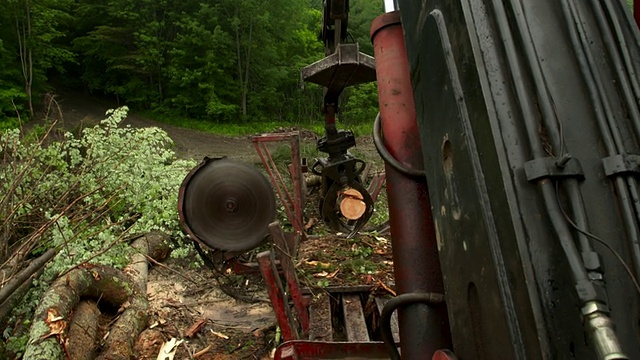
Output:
[
  {"xmin": 0, "ymin": 106, "xmax": 196, "ymax": 353},
  {"xmin": 340, "ymin": 82, "xmax": 379, "ymax": 126}
]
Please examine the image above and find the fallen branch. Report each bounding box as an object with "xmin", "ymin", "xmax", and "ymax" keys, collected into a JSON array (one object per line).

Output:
[
  {"xmin": 193, "ymin": 344, "xmax": 213, "ymax": 358},
  {"xmin": 0, "ymin": 248, "xmax": 56, "ymax": 305},
  {"xmin": 0, "ymin": 266, "xmax": 46, "ymax": 325}
]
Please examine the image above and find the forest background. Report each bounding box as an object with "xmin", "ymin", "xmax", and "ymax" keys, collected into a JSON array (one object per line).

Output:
[{"xmin": 0, "ymin": 0, "xmax": 383, "ymax": 131}]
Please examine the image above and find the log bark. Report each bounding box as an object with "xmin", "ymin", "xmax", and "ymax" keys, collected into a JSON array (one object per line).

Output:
[
  {"xmin": 67, "ymin": 300, "xmax": 100, "ymax": 360},
  {"xmin": 124, "ymin": 231, "xmax": 170, "ymax": 293},
  {"xmin": 23, "ymin": 231, "xmax": 171, "ymax": 360}
]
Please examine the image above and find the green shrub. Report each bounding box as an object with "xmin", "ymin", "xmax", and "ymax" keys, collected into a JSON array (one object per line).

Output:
[{"xmin": 0, "ymin": 106, "xmax": 196, "ymax": 354}]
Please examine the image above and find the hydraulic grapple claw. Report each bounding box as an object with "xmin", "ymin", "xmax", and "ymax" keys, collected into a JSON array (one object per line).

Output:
[{"xmin": 313, "ymin": 155, "xmax": 374, "ymax": 236}]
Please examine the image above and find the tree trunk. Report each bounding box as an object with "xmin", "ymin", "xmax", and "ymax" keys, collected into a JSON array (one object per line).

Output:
[
  {"xmin": 235, "ymin": 11, "xmax": 245, "ymax": 116},
  {"xmin": 67, "ymin": 300, "xmax": 101, "ymax": 360},
  {"xmin": 242, "ymin": 16, "xmax": 253, "ymax": 118},
  {"xmin": 15, "ymin": 0, "xmax": 34, "ymax": 117}
]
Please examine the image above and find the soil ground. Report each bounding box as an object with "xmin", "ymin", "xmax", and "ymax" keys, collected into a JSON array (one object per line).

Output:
[{"xmin": 53, "ymin": 94, "xmax": 393, "ymax": 359}]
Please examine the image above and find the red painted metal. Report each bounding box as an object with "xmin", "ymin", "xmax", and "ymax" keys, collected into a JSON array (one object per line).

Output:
[
  {"xmin": 367, "ymin": 172, "xmax": 386, "ymax": 203},
  {"xmin": 274, "ymin": 340, "xmax": 390, "ymax": 360},
  {"xmin": 252, "ymin": 132, "xmax": 305, "ymax": 237},
  {"xmin": 257, "ymin": 250, "xmax": 299, "ymax": 341},
  {"xmin": 371, "ymin": 11, "xmax": 452, "ymax": 359},
  {"xmin": 432, "ymin": 349, "xmax": 458, "ymax": 360},
  {"xmin": 635, "ymin": 0, "xmax": 640, "ymax": 28},
  {"xmin": 269, "ymin": 222, "xmax": 310, "ymax": 336}
]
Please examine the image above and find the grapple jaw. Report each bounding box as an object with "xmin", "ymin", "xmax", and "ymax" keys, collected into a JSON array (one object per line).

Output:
[{"xmin": 312, "ymin": 155, "xmax": 374, "ymax": 237}]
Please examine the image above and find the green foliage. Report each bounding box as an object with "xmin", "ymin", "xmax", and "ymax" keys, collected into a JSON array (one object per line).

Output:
[
  {"xmin": 341, "ymin": 82, "xmax": 379, "ymax": 126},
  {"xmin": 143, "ymin": 110, "xmax": 324, "ymax": 137},
  {"xmin": 67, "ymin": 0, "xmax": 328, "ymax": 122},
  {"xmin": 0, "ymin": 106, "xmax": 196, "ymax": 352},
  {"xmin": 0, "ymin": 0, "xmax": 76, "ymax": 119},
  {"xmin": 348, "ymin": 0, "xmax": 384, "ymax": 56},
  {"xmin": 0, "ymin": 0, "xmax": 383, "ymax": 129}
]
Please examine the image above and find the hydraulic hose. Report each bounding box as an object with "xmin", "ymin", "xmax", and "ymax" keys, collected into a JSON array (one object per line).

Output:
[
  {"xmin": 601, "ymin": 1, "xmax": 640, "ymax": 117},
  {"xmin": 492, "ymin": 0, "xmax": 590, "ymax": 283},
  {"xmin": 565, "ymin": 0, "xmax": 640, "ymax": 282},
  {"xmin": 373, "ymin": 112, "xmax": 425, "ymax": 178},
  {"xmin": 508, "ymin": 0, "xmax": 600, "ymax": 259},
  {"xmin": 492, "ymin": 0, "xmax": 628, "ymax": 358},
  {"xmin": 589, "ymin": 0, "xmax": 640, "ymax": 140},
  {"xmin": 379, "ymin": 293, "xmax": 445, "ymax": 360}
]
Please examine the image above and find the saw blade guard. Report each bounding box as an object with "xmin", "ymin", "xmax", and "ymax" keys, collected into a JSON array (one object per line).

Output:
[{"xmin": 178, "ymin": 157, "xmax": 276, "ymax": 252}]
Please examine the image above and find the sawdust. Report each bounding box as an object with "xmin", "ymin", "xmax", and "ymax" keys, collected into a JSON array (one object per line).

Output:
[{"xmin": 139, "ymin": 258, "xmax": 276, "ymax": 359}]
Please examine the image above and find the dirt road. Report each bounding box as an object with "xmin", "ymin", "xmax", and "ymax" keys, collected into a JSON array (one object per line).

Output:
[{"xmin": 54, "ymin": 93, "xmax": 380, "ymax": 166}]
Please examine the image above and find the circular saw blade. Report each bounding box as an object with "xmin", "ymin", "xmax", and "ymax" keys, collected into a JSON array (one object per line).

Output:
[{"xmin": 180, "ymin": 158, "xmax": 275, "ymax": 251}]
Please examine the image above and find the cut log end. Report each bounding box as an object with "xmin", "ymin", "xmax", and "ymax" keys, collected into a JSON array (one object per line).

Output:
[{"xmin": 339, "ymin": 188, "xmax": 366, "ymax": 220}]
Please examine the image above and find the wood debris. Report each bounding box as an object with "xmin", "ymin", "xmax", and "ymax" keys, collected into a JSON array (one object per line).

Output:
[
  {"xmin": 156, "ymin": 338, "xmax": 184, "ymax": 360},
  {"xmin": 185, "ymin": 318, "xmax": 207, "ymax": 338},
  {"xmin": 210, "ymin": 329, "xmax": 229, "ymax": 339}
]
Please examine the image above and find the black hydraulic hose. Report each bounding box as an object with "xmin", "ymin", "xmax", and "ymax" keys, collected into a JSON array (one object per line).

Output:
[
  {"xmin": 509, "ymin": 0, "xmax": 597, "ymax": 255},
  {"xmin": 594, "ymin": 0, "xmax": 640, "ymax": 274},
  {"xmin": 563, "ymin": 1, "xmax": 620, "ymax": 155},
  {"xmin": 509, "ymin": 0, "xmax": 562, "ymax": 148},
  {"xmin": 561, "ymin": 1, "xmax": 623, "ymax": 256},
  {"xmin": 602, "ymin": 1, "xmax": 640, "ymax": 111},
  {"xmin": 565, "ymin": 0, "xmax": 640, "ymax": 278},
  {"xmin": 380, "ymin": 293, "xmax": 445, "ymax": 360},
  {"xmin": 373, "ymin": 112, "xmax": 425, "ymax": 178},
  {"xmin": 571, "ymin": 0, "xmax": 631, "ymax": 154},
  {"xmin": 589, "ymin": 0, "xmax": 640, "ymax": 141},
  {"xmin": 492, "ymin": 0, "xmax": 590, "ymax": 286},
  {"xmin": 564, "ymin": 181, "xmax": 594, "ymax": 255},
  {"xmin": 491, "ymin": 0, "xmax": 545, "ymax": 158},
  {"xmin": 540, "ymin": 181, "xmax": 590, "ymax": 282}
]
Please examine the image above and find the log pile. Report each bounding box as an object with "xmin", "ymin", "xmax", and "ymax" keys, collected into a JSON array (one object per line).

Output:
[{"xmin": 23, "ymin": 231, "xmax": 171, "ymax": 359}]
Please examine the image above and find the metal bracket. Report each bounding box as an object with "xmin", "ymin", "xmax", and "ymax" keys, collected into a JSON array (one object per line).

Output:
[
  {"xmin": 524, "ymin": 155, "xmax": 585, "ymax": 182},
  {"xmin": 301, "ymin": 43, "xmax": 376, "ymax": 92},
  {"xmin": 601, "ymin": 154, "xmax": 640, "ymax": 177}
]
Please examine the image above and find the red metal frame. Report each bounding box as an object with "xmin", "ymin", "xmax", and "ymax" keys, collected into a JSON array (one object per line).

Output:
[
  {"xmin": 269, "ymin": 222, "xmax": 310, "ymax": 336},
  {"xmin": 275, "ymin": 341, "xmax": 390, "ymax": 360},
  {"xmin": 252, "ymin": 133, "xmax": 305, "ymax": 237},
  {"xmin": 258, "ymin": 249, "xmax": 299, "ymax": 341},
  {"xmin": 275, "ymin": 342, "xmax": 458, "ymax": 360},
  {"xmin": 367, "ymin": 171, "xmax": 386, "ymax": 203}
]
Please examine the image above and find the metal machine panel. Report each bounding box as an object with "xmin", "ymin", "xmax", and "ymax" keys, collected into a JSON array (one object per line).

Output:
[{"xmin": 398, "ymin": 0, "xmax": 640, "ymax": 359}]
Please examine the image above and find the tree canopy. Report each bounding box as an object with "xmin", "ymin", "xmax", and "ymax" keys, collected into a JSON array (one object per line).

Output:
[{"xmin": 0, "ymin": 0, "xmax": 383, "ymax": 126}]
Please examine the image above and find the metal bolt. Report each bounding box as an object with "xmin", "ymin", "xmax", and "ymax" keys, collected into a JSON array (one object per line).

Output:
[
  {"xmin": 225, "ymin": 199, "xmax": 238, "ymax": 213},
  {"xmin": 555, "ymin": 153, "xmax": 572, "ymax": 169}
]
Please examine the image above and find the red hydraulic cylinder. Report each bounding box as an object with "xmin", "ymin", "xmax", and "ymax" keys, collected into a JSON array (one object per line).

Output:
[
  {"xmin": 636, "ymin": 0, "xmax": 640, "ymax": 29},
  {"xmin": 371, "ymin": 11, "xmax": 452, "ymax": 359}
]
